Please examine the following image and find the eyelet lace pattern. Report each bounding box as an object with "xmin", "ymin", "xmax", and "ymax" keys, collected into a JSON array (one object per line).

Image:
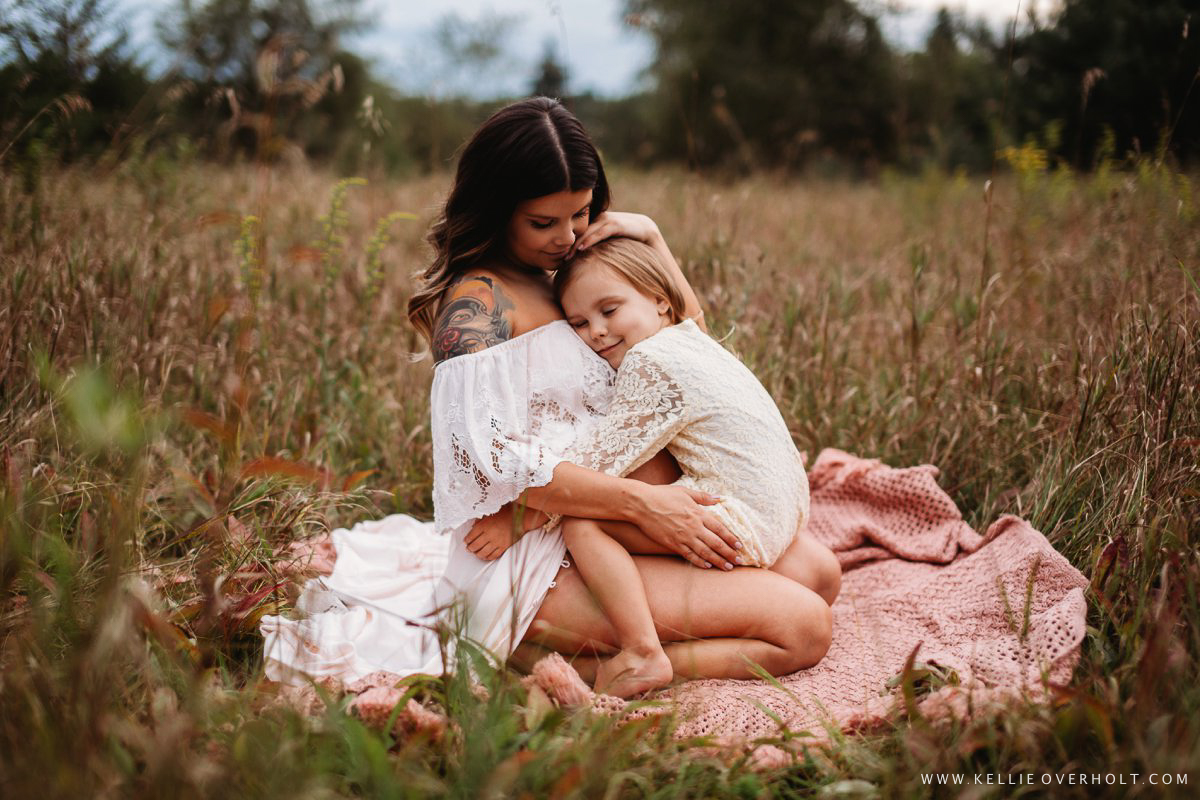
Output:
[{"xmin": 431, "ymin": 321, "xmax": 615, "ymax": 537}]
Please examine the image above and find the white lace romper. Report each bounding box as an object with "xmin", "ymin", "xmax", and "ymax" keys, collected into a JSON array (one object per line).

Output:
[
  {"xmin": 572, "ymin": 319, "xmax": 809, "ymax": 567},
  {"xmin": 260, "ymin": 321, "xmax": 614, "ymax": 683}
]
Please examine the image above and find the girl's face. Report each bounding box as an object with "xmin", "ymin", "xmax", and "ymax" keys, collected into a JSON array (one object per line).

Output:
[
  {"xmin": 506, "ymin": 188, "xmax": 593, "ymax": 271},
  {"xmin": 560, "ymin": 264, "xmax": 671, "ymax": 369}
]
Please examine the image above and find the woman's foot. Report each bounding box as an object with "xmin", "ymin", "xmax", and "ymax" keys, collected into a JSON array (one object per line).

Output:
[{"xmin": 594, "ymin": 645, "xmax": 673, "ymax": 698}]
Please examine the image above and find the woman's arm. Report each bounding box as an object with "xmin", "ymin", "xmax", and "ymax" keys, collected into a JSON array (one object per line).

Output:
[
  {"xmin": 474, "ymin": 462, "xmax": 742, "ymax": 570},
  {"xmin": 463, "ymin": 450, "xmax": 685, "ymax": 561},
  {"xmin": 573, "ymin": 211, "xmax": 707, "ymax": 332}
]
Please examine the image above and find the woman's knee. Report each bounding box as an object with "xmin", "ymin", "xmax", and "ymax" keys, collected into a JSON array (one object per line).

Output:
[
  {"xmin": 773, "ymin": 534, "xmax": 842, "ymax": 606},
  {"xmin": 810, "ymin": 542, "xmax": 842, "ymax": 605},
  {"xmin": 769, "ymin": 587, "xmax": 833, "ymax": 675}
]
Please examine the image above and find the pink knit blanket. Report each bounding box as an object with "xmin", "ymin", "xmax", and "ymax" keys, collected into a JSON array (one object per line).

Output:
[
  {"xmin": 278, "ymin": 449, "xmax": 1090, "ymax": 747},
  {"xmin": 552, "ymin": 448, "xmax": 1089, "ymax": 742}
]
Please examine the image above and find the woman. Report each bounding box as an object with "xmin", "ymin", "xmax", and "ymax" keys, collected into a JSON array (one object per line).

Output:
[
  {"xmin": 262, "ymin": 97, "xmax": 838, "ymax": 689},
  {"xmin": 414, "ymin": 97, "xmax": 839, "ymax": 683}
]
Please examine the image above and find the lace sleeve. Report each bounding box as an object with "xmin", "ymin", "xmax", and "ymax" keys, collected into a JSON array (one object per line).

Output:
[{"xmin": 572, "ymin": 348, "xmax": 691, "ymax": 477}]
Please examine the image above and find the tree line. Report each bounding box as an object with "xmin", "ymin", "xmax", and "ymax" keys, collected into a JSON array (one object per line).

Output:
[{"xmin": 2, "ymin": 0, "xmax": 1198, "ymax": 174}]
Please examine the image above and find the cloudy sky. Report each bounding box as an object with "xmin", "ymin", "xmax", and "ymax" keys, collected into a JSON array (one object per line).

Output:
[{"xmin": 121, "ymin": 0, "xmax": 1057, "ymax": 97}]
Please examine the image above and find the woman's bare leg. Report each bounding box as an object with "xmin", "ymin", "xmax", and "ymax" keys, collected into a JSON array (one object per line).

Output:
[
  {"xmin": 560, "ymin": 517, "xmax": 673, "ymax": 697},
  {"xmin": 769, "ymin": 530, "xmax": 842, "ymax": 605},
  {"xmin": 526, "ymin": 555, "xmax": 832, "ymax": 680},
  {"xmin": 621, "ymin": 454, "xmax": 842, "ymax": 603},
  {"xmin": 590, "ymin": 518, "xmax": 841, "ymax": 604}
]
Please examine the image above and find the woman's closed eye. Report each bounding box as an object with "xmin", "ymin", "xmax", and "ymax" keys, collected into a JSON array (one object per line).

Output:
[{"xmin": 532, "ymin": 209, "xmax": 587, "ymax": 229}]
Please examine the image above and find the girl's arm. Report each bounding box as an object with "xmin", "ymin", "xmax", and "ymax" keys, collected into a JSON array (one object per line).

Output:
[{"xmin": 572, "ymin": 211, "xmax": 707, "ymax": 332}]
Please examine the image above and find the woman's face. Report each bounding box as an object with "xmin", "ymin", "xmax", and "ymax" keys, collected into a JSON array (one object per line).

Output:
[{"xmin": 506, "ymin": 188, "xmax": 593, "ymax": 271}]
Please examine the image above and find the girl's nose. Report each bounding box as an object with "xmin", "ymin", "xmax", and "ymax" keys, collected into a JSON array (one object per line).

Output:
[{"xmin": 589, "ymin": 321, "xmax": 606, "ymax": 340}]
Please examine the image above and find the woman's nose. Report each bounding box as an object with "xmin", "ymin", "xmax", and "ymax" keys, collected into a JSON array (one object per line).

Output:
[{"xmin": 553, "ymin": 222, "xmax": 576, "ymax": 247}]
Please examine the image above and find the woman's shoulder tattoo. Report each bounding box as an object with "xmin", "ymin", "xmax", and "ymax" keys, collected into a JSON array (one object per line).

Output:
[{"xmin": 432, "ymin": 274, "xmax": 516, "ymax": 363}]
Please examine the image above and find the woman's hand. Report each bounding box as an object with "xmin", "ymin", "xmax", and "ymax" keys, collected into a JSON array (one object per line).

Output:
[
  {"xmin": 630, "ymin": 484, "xmax": 744, "ymax": 570},
  {"xmin": 465, "ymin": 503, "xmax": 549, "ymax": 561},
  {"xmin": 571, "ymin": 211, "xmax": 664, "ymax": 256}
]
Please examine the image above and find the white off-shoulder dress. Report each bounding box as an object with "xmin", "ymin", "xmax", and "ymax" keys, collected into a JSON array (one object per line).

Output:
[
  {"xmin": 260, "ymin": 321, "xmax": 614, "ymax": 683},
  {"xmin": 571, "ymin": 319, "xmax": 808, "ymax": 567}
]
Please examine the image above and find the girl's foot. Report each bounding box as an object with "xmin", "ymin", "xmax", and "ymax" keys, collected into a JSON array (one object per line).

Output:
[{"xmin": 594, "ymin": 646, "xmax": 673, "ymax": 698}]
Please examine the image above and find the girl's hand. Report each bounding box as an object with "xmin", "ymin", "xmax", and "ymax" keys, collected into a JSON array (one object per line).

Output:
[
  {"xmin": 465, "ymin": 503, "xmax": 549, "ymax": 561},
  {"xmin": 630, "ymin": 484, "xmax": 743, "ymax": 570},
  {"xmin": 571, "ymin": 211, "xmax": 663, "ymax": 257}
]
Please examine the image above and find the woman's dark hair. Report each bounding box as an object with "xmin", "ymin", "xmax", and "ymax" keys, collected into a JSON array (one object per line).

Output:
[{"xmin": 408, "ymin": 97, "xmax": 611, "ymax": 345}]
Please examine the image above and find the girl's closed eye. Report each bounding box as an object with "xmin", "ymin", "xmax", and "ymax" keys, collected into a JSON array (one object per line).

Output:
[{"xmin": 530, "ymin": 219, "xmax": 553, "ymax": 230}]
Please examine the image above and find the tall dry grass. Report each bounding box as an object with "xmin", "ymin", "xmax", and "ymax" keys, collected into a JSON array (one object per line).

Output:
[{"xmin": 1, "ymin": 153, "xmax": 1198, "ymax": 796}]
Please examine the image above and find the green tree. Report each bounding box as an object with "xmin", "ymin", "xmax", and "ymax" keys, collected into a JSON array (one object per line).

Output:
[
  {"xmin": 531, "ymin": 39, "xmax": 568, "ymax": 99},
  {"xmin": 1012, "ymin": 0, "xmax": 1200, "ymax": 166},
  {"xmin": 0, "ymin": 0, "xmax": 150, "ymax": 163},
  {"xmin": 625, "ymin": 0, "xmax": 898, "ymax": 171},
  {"xmin": 898, "ymin": 8, "xmax": 1006, "ymax": 170},
  {"xmin": 156, "ymin": 0, "xmax": 366, "ymax": 160}
]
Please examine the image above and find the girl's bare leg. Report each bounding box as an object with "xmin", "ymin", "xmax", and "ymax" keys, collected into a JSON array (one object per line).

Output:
[
  {"xmin": 526, "ymin": 555, "xmax": 832, "ymax": 681},
  {"xmin": 560, "ymin": 517, "xmax": 673, "ymax": 697}
]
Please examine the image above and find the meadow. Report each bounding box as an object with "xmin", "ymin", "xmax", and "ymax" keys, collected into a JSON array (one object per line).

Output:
[{"xmin": 1, "ymin": 152, "xmax": 1198, "ymax": 797}]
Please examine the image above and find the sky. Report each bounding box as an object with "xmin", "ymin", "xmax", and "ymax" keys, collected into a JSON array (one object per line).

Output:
[{"xmin": 120, "ymin": 0, "xmax": 1058, "ymax": 98}]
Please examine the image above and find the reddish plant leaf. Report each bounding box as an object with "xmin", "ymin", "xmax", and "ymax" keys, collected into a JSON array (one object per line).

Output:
[
  {"xmin": 286, "ymin": 245, "xmax": 324, "ymax": 263},
  {"xmin": 182, "ymin": 409, "xmax": 237, "ymax": 446},
  {"xmin": 241, "ymin": 456, "xmax": 330, "ymax": 488},
  {"xmin": 194, "ymin": 210, "xmax": 239, "ymax": 229},
  {"xmin": 342, "ymin": 469, "xmax": 376, "ymax": 492}
]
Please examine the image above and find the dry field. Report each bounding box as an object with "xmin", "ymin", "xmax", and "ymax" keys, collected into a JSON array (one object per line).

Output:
[{"xmin": 1, "ymin": 155, "xmax": 1198, "ymax": 797}]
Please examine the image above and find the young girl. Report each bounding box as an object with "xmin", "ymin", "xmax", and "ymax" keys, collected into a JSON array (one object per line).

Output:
[{"xmin": 552, "ymin": 237, "xmax": 811, "ymax": 696}]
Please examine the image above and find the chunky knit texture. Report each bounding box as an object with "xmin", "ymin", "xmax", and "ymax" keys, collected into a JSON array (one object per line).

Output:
[
  {"xmin": 530, "ymin": 449, "xmax": 1089, "ymax": 742},
  {"xmin": 275, "ymin": 449, "xmax": 1089, "ymax": 746}
]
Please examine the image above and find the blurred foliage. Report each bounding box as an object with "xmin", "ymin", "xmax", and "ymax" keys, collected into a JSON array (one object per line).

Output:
[
  {"xmin": 155, "ymin": 0, "xmax": 367, "ymax": 162},
  {"xmin": 1011, "ymin": 0, "xmax": 1200, "ymax": 169},
  {"xmin": 625, "ymin": 0, "xmax": 898, "ymax": 170},
  {"xmin": 1, "ymin": 0, "xmax": 1199, "ymax": 176},
  {"xmin": 897, "ymin": 9, "xmax": 1007, "ymax": 172},
  {"xmin": 0, "ymin": 0, "xmax": 153, "ymax": 163}
]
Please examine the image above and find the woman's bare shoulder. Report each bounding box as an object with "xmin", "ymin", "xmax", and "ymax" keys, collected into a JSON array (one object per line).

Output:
[
  {"xmin": 431, "ymin": 271, "xmax": 517, "ymax": 363},
  {"xmin": 431, "ymin": 268, "xmax": 561, "ymax": 362}
]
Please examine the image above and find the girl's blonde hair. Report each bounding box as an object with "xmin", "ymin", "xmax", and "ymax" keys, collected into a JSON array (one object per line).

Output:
[{"xmin": 553, "ymin": 237, "xmax": 686, "ymax": 324}]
